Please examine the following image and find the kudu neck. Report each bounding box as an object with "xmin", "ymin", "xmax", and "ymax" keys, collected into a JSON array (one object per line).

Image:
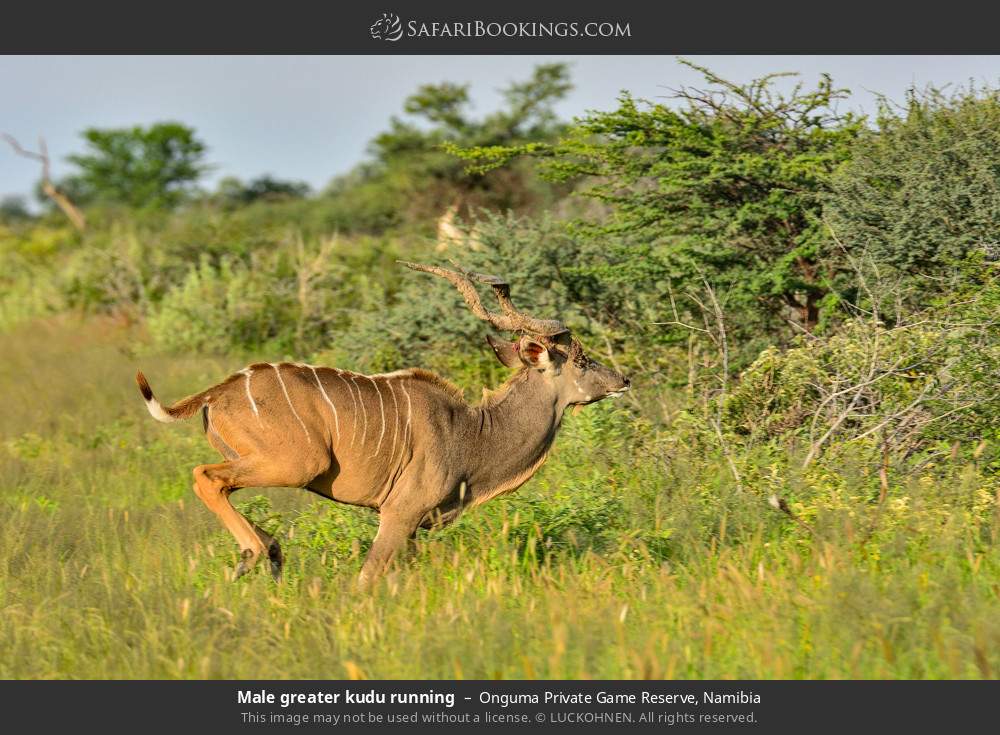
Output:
[
  {"xmin": 467, "ymin": 369, "xmax": 564, "ymax": 493},
  {"xmin": 482, "ymin": 368, "xmax": 563, "ymax": 430}
]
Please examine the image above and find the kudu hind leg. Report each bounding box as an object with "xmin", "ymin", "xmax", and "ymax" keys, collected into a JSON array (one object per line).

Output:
[
  {"xmin": 253, "ymin": 523, "xmax": 284, "ymax": 581},
  {"xmin": 192, "ymin": 462, "xmax": 283, "ymax": 581}
]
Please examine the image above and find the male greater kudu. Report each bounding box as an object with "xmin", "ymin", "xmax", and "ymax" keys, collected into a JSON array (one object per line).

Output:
[{"xmin": 136, "ymin": 262, "xmax": 630, "ymax": 584}]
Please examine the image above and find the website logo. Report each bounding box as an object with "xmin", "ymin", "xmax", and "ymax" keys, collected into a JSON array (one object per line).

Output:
[
  {"xmin": 368, "ymin": 16, "xmax": 631, "ymax": 42},
  {"xmin": 370, "ymin": 13, "xmax": 404, "ymax": 42}
]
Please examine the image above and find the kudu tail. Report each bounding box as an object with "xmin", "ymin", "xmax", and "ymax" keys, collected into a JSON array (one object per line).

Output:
[{"xmin": 135, "ymin": 370, "xmax": 209, "ymax": 423}]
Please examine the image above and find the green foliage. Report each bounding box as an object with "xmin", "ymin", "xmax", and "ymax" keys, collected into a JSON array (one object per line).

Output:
[
  {"xmin": 0, "ymin": 223, "xmax": 75, "ymax": 328},
  {"xmin": 145, "ymin": 234, "xmax": 398, "ymax": 356},
  {"xmin": 724, "ymin": 267, "xmax": 1000, "ymax": 465},
  {"xmin": 454, "ymin": 61, "xmax": 864, "ymax": 343},
  {"xmin": 335, "ymin": 63, "xmax": 572, "ymax": 229},
  {"xmin": 65, "ymin": 122, "xmax": 208, "ymax": 209},
  {"xmin": 827, "ymin": 84, "xmax": 1000, "ymax": 300},
  {"xmin": 0, "ymin": 195, "xmax": 31, "ymax": 222},
  {"xmin": 148, "ymin": 256, "xmax": 267, "ymax": 353},
  {"xmin": 376, "ymin": 63, "xmax": 571, "ymax": 159},
  {"xmin": 213, "ymin": 175, "xmax": 311, "ymax": 209},
  {"xmin": 0, "ymin": 201, "xmax": 407, "ymax": 354}
]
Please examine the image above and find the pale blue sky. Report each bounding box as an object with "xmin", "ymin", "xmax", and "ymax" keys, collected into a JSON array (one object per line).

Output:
[{"xmin": 2, "ymin": 55, "xmax": 1000, "ymax": 204}]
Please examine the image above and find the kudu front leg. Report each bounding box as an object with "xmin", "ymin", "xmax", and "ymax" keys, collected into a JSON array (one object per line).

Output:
[{"xmin": 358, "ymin": 511, "xmax": 420, "ymax": 589}]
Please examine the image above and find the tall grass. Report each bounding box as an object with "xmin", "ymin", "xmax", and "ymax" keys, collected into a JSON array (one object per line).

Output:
[{"xmin": 0, "ymin": 318, "xmax": 997, "ymax": 679}]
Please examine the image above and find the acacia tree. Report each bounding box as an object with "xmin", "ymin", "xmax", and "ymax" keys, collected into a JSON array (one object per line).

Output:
[
  {"xmin": 340, "ymin": 63, "xmax": 573, "ymax": 225},
  {"xmin": 65, "ymin": 122, "xmax": 207, "ymax": 209},
  {"xmin": 453, "ymin": 61, "xmax": 863, "ymax": 338}
]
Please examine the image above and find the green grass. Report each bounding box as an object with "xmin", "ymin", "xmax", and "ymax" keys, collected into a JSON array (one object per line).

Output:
[{"xmin": 0, "ymin": 317, "xmax": 998, "ymax": 679}]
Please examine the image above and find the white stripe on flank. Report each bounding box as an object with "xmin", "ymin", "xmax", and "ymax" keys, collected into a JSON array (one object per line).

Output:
[
  {"xmin": 399, "ymin": 378, "xmax": 413, "ymax": 447},
  {"xmin": 351, "ymin": 376, "xmax": 368, "ymax": 447},
  {"xmin": 386, "ymin": 380, "xmax": 400, "ymax": 464},
  {"xmin": 310, "ymin": 367, "xmax": 340, "ymax": 443},
  {"xmin": 368, "ymin": 377, "xmax": 386, "ymax": 458},
  {"xmin": 334, "ymin": 371, "xmax": 358, "ymax": 447},
  {"xmin": 240, "ymin": 368, "xmax": 263, "ymax": 426},
  {"xmin": 271, "ymin": 363, "xmax": 311, "ymax": 443}
]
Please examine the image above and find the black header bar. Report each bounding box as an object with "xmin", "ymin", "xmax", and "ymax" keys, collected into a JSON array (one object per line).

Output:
[{"xmin": 2, "ymin": 1, "xmax": 1000, "ymax": 54}]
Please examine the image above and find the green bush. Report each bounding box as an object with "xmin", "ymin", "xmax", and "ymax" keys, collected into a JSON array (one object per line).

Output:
[
  {"xmin": 826, "ymin": 84, "xmax": 1000, "ymax": 304},
  {"xmin": 148, "ymin": 251, "xmax": 312, "ymax": 355},
  {"xmin": 723, "ymin": 267, "xmax": 1000, "ymax": 462},
  {"xmin": 0, "ymin": 223, "xmax": 79, "ymax": 327}
]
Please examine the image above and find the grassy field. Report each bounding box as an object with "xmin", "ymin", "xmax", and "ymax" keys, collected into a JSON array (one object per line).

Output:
[{"xmin": 1, "ymin": 317, "xmax": 998, "ymax": 679}]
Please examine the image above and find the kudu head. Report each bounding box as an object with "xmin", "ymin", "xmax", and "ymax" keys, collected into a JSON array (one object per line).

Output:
[{"xmin": 400, "ymin": 261, "xmax": 631, "ymax": 408}]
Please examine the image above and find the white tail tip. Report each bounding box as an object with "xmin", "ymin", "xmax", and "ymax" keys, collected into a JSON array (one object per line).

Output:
[{"xmin": 145, "ymin": 397, "xmax": 176, "ymax": 423}]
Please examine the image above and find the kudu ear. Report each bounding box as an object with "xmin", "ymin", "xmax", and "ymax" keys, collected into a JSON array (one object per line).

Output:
[
  {"xmin": 485, "ymin": 334, "xmax": 521, "ymax": 369},
  {"xmin": 517, "ymin": 336, "xmax": 551, "ymax": 370}
]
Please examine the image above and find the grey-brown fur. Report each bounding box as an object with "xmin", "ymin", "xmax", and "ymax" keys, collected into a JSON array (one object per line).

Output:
[{"xmin": 136, "ymin": 263, "xmax": 629, "ymax": 585}]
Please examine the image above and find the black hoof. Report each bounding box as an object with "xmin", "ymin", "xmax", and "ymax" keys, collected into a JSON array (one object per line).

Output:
[
  {"xmin": 268, "ymin": 541, "xmax": 284, "ymax": 582},
  {"xmin": 233, "ymin": 548, "xmax": 255, "ymax": 580}
]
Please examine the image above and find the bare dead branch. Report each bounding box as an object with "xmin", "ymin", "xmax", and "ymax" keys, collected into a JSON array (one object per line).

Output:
[{"xmin": 2, "ymin": 133, "xmax": 86, "ymax": 231}]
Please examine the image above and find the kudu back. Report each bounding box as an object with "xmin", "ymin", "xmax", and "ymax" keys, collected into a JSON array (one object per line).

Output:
[{"xmin": 136, "ymin": 261, "xmax": 630, "ymax": 584}]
